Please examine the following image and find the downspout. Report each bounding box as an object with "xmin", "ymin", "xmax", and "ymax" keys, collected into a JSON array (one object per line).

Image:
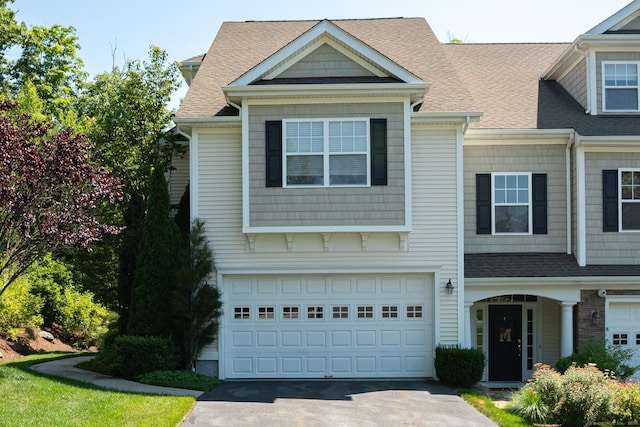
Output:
[
  {"xmin": 226, "ymin": 97, "xmax": 242, "ymax": 114},
  {"xmin": 462, "ymin": 115, "xmax": 471, "ymax": 134},
  {"xmin": 574, "ymin": 45, "xmax": 590, "ymax": 114},
  {"xmin": 410, "ymin": 95, "xmax": 426, "ymax": 112},
  {"xmin": 566, "ymin": 132, "xmax": 575, "ymax": 255}
]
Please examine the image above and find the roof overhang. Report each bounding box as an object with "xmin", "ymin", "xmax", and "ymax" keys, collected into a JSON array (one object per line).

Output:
[
  {"xmin": 586, "ymin": 0, "xmax": 640, "ymax": 35},
  {"xmin": 543, "ymin": 34, "xmax": 640, "ymax": 79},
  {"xmin": 223, "ymin": 82, "xmax": 430, "ymax": 105}
]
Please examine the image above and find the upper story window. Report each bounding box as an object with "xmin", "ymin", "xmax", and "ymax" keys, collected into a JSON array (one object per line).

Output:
[
  {"xmin": 283, "ymin": 118, "xmax": 369, "ymax": 187},
  {"xmin": 493, "ymin": 173, "xmax": 532, "ymax": 234},
  {"xmin": 603, "ymin": 62, "xmax": 639, "ymax": 112},
  {"xmin": 476, "ymin": 173, "xmax": 547, "ymax": 236},
  {"xmin": 620, "ymin": 169, "xmax": 640, "ymax": 231}
]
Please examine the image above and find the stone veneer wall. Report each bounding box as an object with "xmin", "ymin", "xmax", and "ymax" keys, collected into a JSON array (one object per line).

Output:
[{"xmin": 576, "ymin": 290, "xmax": 605, "ymax": 352}]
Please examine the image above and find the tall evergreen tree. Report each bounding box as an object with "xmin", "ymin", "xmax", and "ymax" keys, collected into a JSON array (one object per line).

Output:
[{"xmin": 126, "ymin": 164, "xmax": 181, "ymax": 337}]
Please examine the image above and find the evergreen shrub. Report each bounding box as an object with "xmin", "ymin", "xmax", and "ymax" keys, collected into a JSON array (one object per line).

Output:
[{"xmin": 434, "ymin": 345, "xmax": 485, "ymax": 387}]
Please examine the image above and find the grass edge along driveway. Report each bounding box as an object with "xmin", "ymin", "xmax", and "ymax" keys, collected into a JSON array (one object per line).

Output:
[{"xmin": 0, "ymin": 353, "xmax": 195, "ymax": 427}]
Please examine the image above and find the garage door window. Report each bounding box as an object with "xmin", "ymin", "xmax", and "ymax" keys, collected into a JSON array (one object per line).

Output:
[
  {"xmin": 234, "ymin": 307, "xmax": 250, "ymax": 319},
  {"xmin": 613, "ymin": 333, "xmax": 628, "ymax": 345},
  {"xmin": 333, "ymin": 306, "xmax": 349, "ymax": 319},
  {"xmin": 407, "ymin": 305, "xmax": 423, "ymax": 318},
  {"xmin": 382, "ymin": 305, "xmax": 398, "ymax": 318},
  {"xmin": 307, "ymin": 306, "xmax": 324, "ymax": 319},
  {"xmin": 258, "ymin": 306, "xmax": 275, "ymax": 320},
  {"xmin": 283, "ymin": 306, "xmax": 299, "ymax": 319},
  {"xmin": 357, "ymin": 305, "xmax": 373, "ymax": 319}
]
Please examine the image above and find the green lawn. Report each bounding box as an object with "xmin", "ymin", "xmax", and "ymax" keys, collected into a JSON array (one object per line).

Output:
[
  {"xmin": 0, "ymin": 353, "xmax": 195, "ymax": 427},
  {"xmin": 458, "ymin": 389, "xmax": 533, "ymax": 427}
]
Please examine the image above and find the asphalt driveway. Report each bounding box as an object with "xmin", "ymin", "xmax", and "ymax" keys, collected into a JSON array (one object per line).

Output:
[{"xmin": 179, "ymin": 380, "xmax": 497, "ymax": 426}]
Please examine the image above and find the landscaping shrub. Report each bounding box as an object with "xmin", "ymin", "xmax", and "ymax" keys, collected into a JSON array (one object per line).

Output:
[
  {"xmin": 509, "ymin": 363, "xmax": 618, "ymax": 427},
  {"xmin": 28, "ymin": 256, "xmax": 111, "ymax": 348},
  {"xmin": 91, "ymin": 335, "xmax": 180, "ymax": 379},
  {"xmin": 434, "ymin": 345, "xmax": 485, "ymax": 387},
  {"xmin": 556, "ymin": 340, "xmax": 638, "ymax": 380},
  {"xmin": 0, "ymin": 276, "xmax": 43, "ymax": 340},
  {"xmin": 615, "ymin": 381, "xmax": 640, "ymax": 424}
]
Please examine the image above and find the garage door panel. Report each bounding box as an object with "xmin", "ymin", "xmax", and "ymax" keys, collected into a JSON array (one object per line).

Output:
[
  {"xmin": 282, "ymin": 331, "xmax": 302, "ymax": 347},
  {"xmin": 224, "ymin": 274, "xmax": 434, "ymax": 379}
]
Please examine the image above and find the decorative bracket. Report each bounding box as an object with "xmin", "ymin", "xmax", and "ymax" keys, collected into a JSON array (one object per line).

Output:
[
  {"xmin": 322, "ymin": 233, "xmax": 331, "ymax": 251},
  {"xmin": 246, "ymin": 234, "xmax": 256, "ymax": 253},
  {"xmin": 360, "ymin": 233, "xmax": 369, "ymax": 251},
  {"xmin": 285, "ymin": 233, "xmax": 294, "ymax": 252},
  {"xmin": 398, "ymin": 232, "xmax": 409, "ymax": 251}
]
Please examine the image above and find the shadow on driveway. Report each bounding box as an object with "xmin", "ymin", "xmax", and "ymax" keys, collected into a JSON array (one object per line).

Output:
[{"xmin": 182, "ymin": 380, "xmax": 497, "ymax": 426}]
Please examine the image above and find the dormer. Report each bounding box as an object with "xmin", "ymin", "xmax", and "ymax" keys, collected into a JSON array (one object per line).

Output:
[
  {"xmin": 543, "ymin": 0, "xmax": 640, "ymax": 116},
  {"xmin": 222, "ymin": 19, "xmax": 429, "ymax": 107}
]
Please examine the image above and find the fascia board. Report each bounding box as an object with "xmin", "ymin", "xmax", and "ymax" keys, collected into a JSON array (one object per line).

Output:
[
  {"xmin": 230, "ymin": 20, "xmax": 424, "ymax": 87},
  {"xmin": 223, "ymin": 82, "xmax": 430, "ymax": 102},
  {"xmin": 586, "ymin": 0, "xmax": 640, "ymax": 35},
  {"xmin": 464, "ymin": 128, "xmax": 574, "ymax": 143},
  {"xmin": 411, "ymin": 111, "xmax": 482, "ymax": 125}
]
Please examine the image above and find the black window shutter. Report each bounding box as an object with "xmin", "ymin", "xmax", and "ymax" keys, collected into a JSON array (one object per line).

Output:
[
  {"xmin": 476, "ymin": 174, "xmax": 491, "ymax": 234},
  {"xmin": 532, "ymin": 173, "xmax": 547, "ymax": 234},
  {"xmin": 370, "ymin": 119, "xmax": 387, "ymax": 186},
  {"xmin": 602, "ymin": 169, "xmax": 618, "ymax": 232},
  {"xmin": 265, "ymin": 121, "xmax": 282, "ymax": 187}
]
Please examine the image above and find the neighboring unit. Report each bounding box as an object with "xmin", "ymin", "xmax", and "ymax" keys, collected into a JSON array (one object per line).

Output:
[{"xmin": 172, "ymin": 1, "xmax": 640, "ymax": 381}]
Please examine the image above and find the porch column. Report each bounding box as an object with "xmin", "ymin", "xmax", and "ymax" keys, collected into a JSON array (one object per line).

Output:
[
  {"xmin": 560, "ymin": 302, "xmax": 576, "ymax": 357},
  {"xmin": 463, "ymin": 302, "xmax": 473, "ymax": 348}
]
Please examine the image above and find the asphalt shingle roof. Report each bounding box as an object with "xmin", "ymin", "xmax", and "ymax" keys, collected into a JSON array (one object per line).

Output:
[
  {"xmin": 537, "ymin": 80, "xmax": 640, "ymax": 136},
  {"xmin": 176, "ymin": 18, "xmax": 475, "ymax": 118},
  {"xmin": 465, "ymin": 253, "xmax": 640, "ymax": 278}
]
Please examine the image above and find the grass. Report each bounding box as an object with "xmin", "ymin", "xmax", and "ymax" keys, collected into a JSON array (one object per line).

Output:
[
  {"xmin": 0, "ymin": 353, "xmax": 195, "ymax": 427},
  {"xmin": 135, "ymin": 370, "xmax": 222, "ymax": 391},
  {"xmin": 458, "ymin": 389, "xmax": 533, "ymax": 427}
]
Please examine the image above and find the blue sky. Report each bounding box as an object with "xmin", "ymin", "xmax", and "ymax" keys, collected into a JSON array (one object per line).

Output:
[{"xmin": 9, "ymin": 0, "xmax": 633, "ymax": 108}]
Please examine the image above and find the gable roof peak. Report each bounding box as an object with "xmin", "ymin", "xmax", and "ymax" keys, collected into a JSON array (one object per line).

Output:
[
  {"xmin": 229, "ymin": 18, "xmax": 424, "ymax": 87},
  {"xmin": 585, "ymin": 0, "xmax": 640, "ymax": 35}
]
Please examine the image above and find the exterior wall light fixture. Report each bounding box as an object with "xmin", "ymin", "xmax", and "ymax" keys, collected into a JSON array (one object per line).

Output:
[
  {"xmin": 445, "ymin": 279, "xmax": 454, "ymax": 295},
  {"xmin": 592, "ymin": 310, "xmax": 600, "ymax": 325}
]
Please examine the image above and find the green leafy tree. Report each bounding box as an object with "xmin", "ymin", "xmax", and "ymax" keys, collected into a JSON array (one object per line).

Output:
[
  {"xmin": 76, "ymin": 46, "xmax": 182, "ymax": 314},
  {"xmin": 126, "ymin": 164, "xmax": 181, "ymax": 337},
  {"xmin": 0, "ymin": 0, "xmax": 21, "ymax": 92},
  {"xmin": 174, "ymin": 219, "xmax": 222, "ymax": 371}
]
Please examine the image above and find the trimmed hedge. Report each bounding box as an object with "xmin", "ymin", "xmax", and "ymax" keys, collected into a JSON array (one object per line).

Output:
[
  {"xmin": 435, "ymin": 345, "xmax": 485, "ymax": 387},
  {"xmin": 90, "ymin": 335, "xmax": 179, "ymax": 379}
]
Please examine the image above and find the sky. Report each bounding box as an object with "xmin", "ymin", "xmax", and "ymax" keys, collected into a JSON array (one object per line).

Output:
[{"xmin": 9, "ymin": 0, "xmax": 635, "ymax": 108}]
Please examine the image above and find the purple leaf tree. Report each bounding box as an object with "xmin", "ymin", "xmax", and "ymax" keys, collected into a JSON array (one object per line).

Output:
[{"xmin": 0, "ymin": 100, "xmax": 123, "ymax": 297}]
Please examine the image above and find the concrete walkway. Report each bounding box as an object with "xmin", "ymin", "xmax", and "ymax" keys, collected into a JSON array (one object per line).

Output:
[{"xmin": 30, "ymin": 355, "xmax": 203, "ymax": 397}]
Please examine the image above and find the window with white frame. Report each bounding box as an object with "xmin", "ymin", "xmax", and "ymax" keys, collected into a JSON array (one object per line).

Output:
[
  {"xmin": 603, "ymin": 62, "xmax": 639, "ymax": 112},
  {"xmin": 620, "ymin": 169, "xmax": 640, "ymax": 231},
  {"xmin": 284, "ymin": 118, "xmax": 369, "ymax": 186},
  {"xmin": 493, "ymin": 173, "xmax": 532, "ymax": 234}
]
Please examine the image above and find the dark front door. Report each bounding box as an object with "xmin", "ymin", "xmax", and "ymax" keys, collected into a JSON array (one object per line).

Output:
[{"xmin": 488, "ymin": 305, "xmax": 522, "ymax": 381}]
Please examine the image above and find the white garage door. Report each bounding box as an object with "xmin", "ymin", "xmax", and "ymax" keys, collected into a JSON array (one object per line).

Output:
[
  {"xmin": 223, "ymin": 274, "xmax": 434, "ymax": 379},
  {"xmin": 608, "ymin": 300, "xmax": 640, "ymax": 380}
]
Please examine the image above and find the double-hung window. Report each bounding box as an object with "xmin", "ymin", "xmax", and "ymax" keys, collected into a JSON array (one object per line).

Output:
[
  {"xmin": 284, "ymin": 118, "xmax": 369, "ymax": 187},
  {"xmin": 603, "ymin": 62, "xmax": 639, "ymax": 112},
  {"xmin": 493, "ymin": 173, "xmax": 532, "ymax": 234},
  {"xmin": 620, "ymin": 169, "xmax": 640, "ymax": 231}
]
